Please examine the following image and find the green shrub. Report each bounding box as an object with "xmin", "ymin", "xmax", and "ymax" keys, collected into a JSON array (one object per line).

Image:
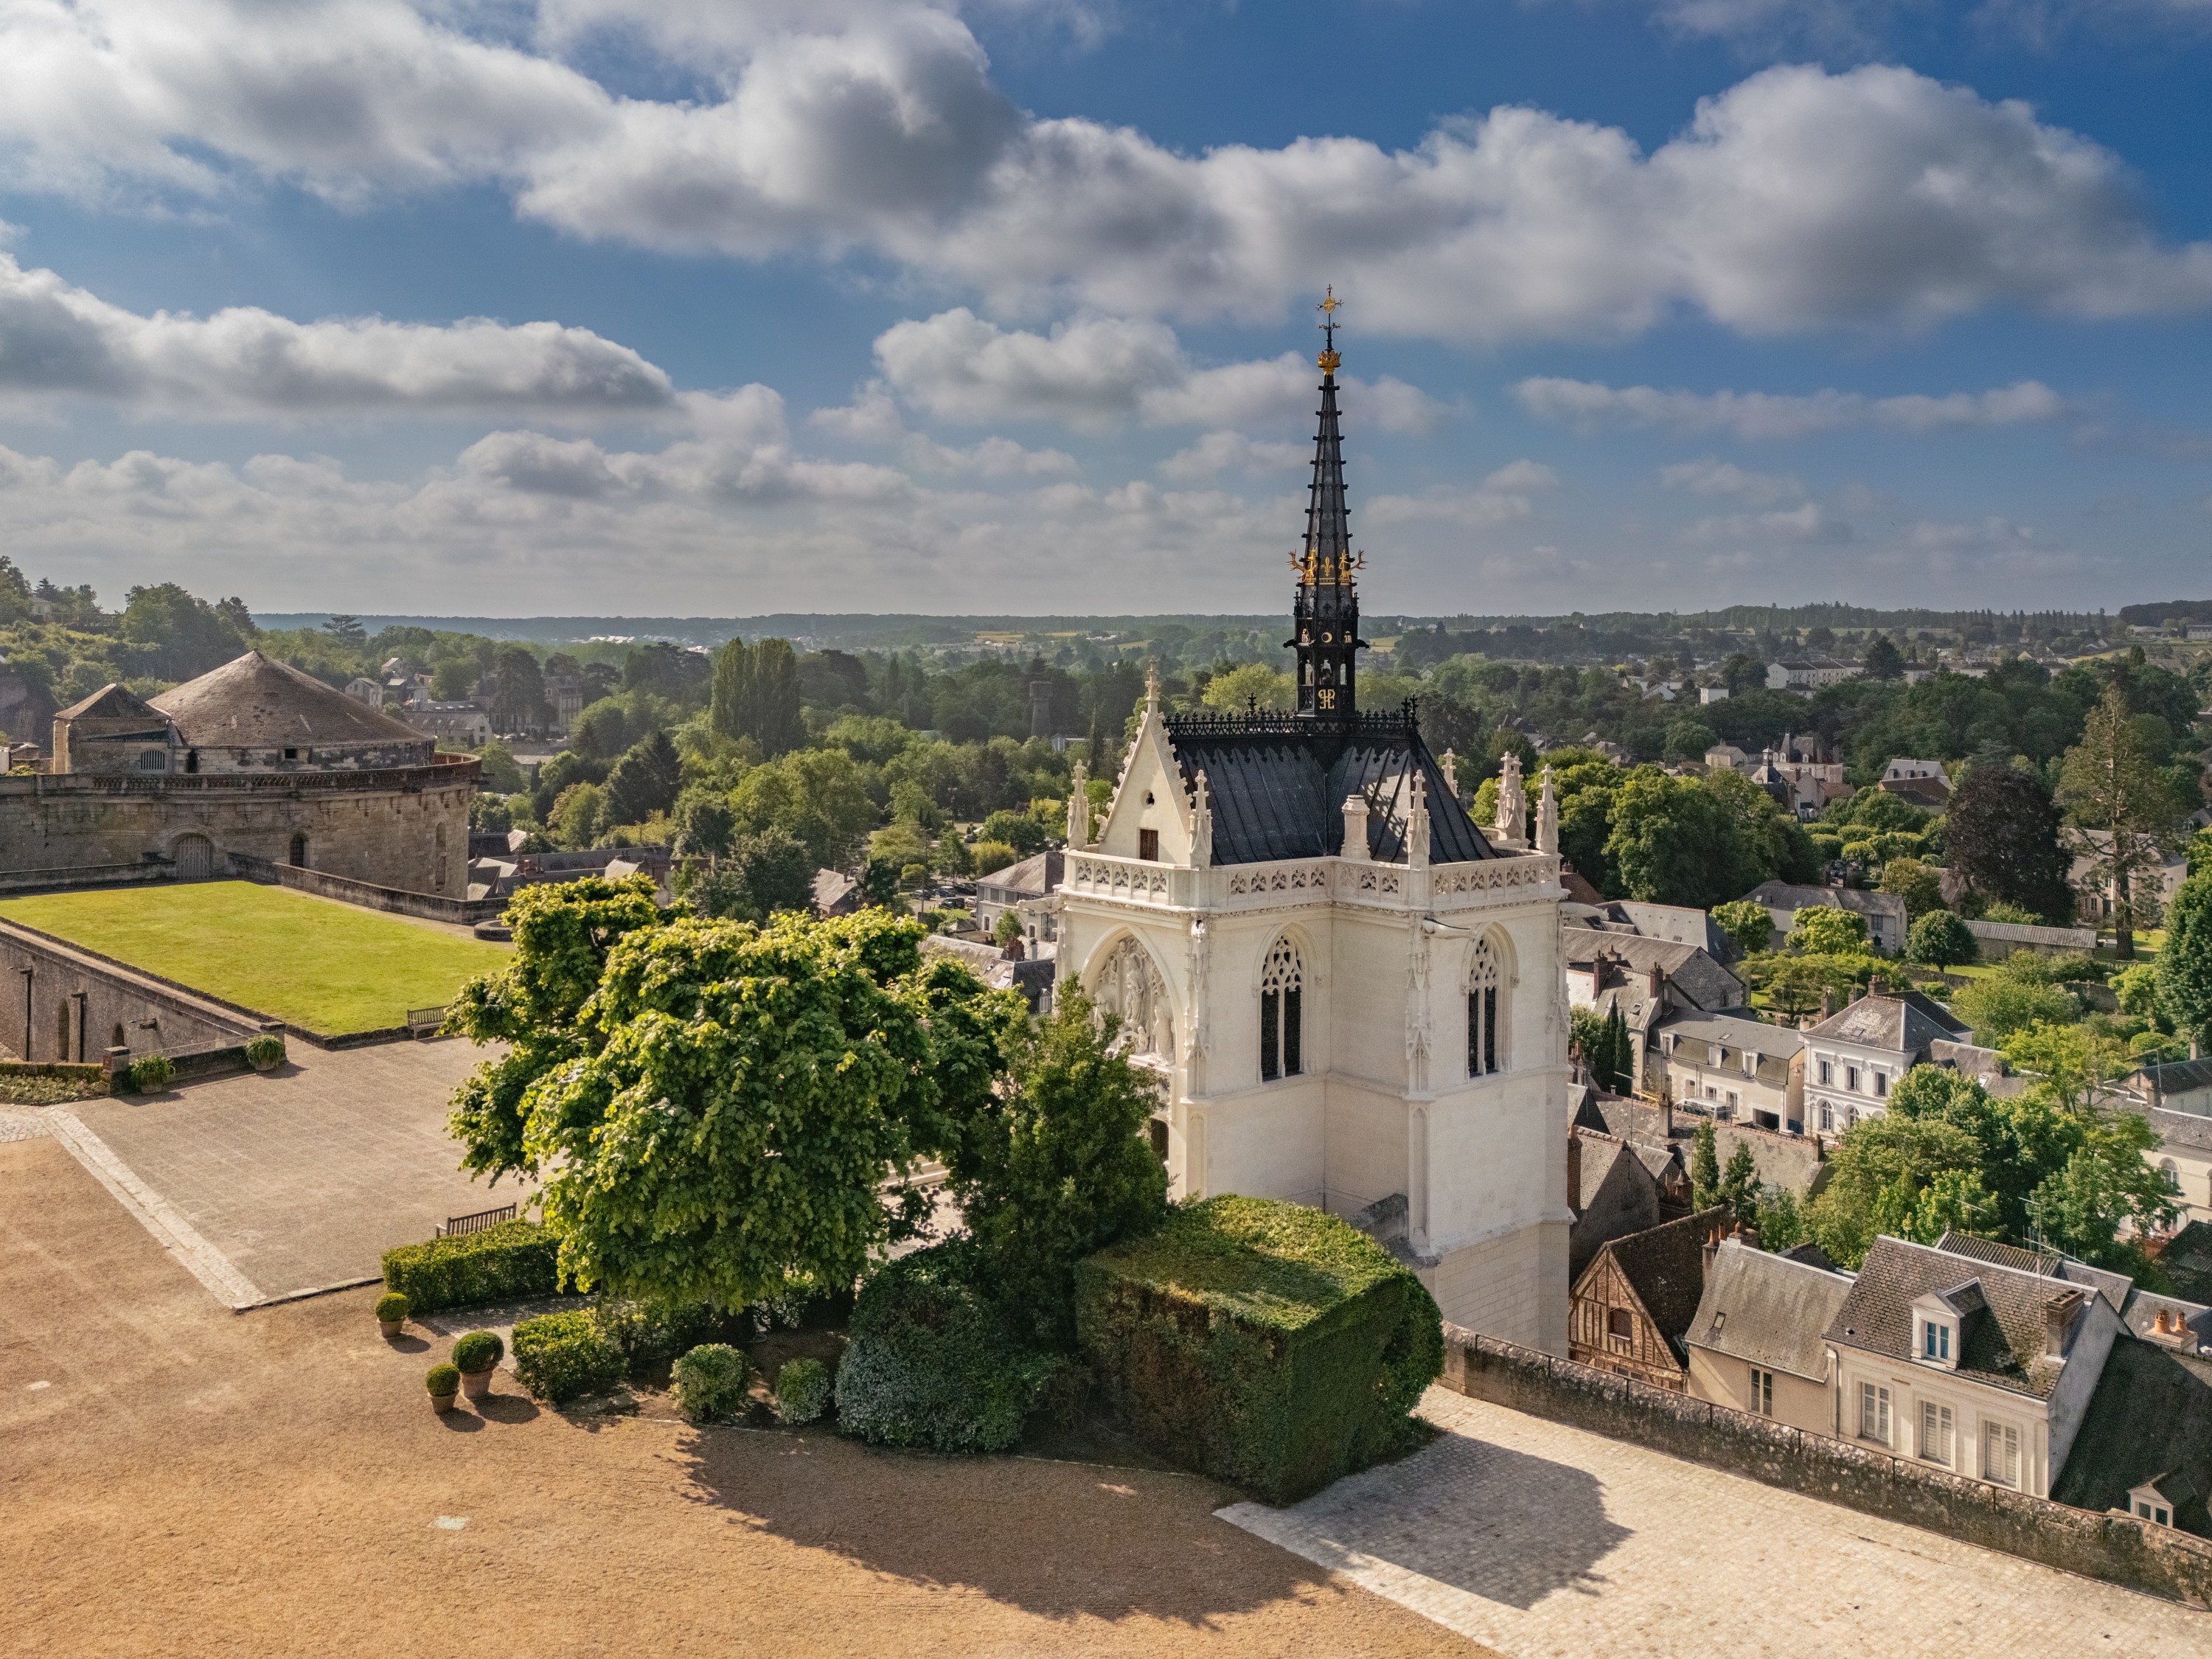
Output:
[
  {"xmin": 125, "ymin": 1054, "xmax": 174, "ymax": 1093},
  {"xmin": 379, "ymin": 1220, "xmax": 561, "ymax": 1315},
  {"xmin": 244, "ymin": 1033, "xmax": 286, "ymax": 1070},
  {"xmin": 835, "ymin": 1242, "xmax": 1059, "ymax": 1453},
  {"xmin": 425, "ymin": 1363, "xmax": 460, "ymax": 1397},
  {"xmin": 670, "ymin": 1343, "xmax": 753, "ymax": 1423},
  {"xmin": 1076, "ymin": 1195, "xmax": 1444, "ymax": 1505},
  {"xmin": 773, "ymin": 1357, "xmax": 835, "ymax": 1424},
  {"xmin": 512, "ymin": 1310, "xmax": 627, "ymax": 1404},
  {"xmin": 451, "ymin": 1330, "xmax": 504, "ymax": 1373},
  {"xmin": 593, "ymin": 1298, "xmax": 726, "ymax": 1377},
  {"xmin": 375, "ymin": 1292, "xmax": 410, "ymax": 1324}
]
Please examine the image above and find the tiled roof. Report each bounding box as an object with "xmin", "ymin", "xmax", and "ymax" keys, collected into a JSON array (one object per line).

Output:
[
  {"xmin": 2050, "ymin": 1337, "xmax": 2212, "ymax": 1537},
  {"xmin": 2135, "ymin": 1057, "xmax": 2212, "ymax": 1096},
  {"xmin": 150, "ymin": 650, "xmax": 428, "ymax": 750},
  {"xmin": 1827, "ymin": 1236, "xmax": 2087, "ymax": 1399},
  {"xmin": 1596, "ymin": 1208, "xmax": 1731, "ymax": 1360},
  {"xmin": 1162, "ymin": 711, "xmax": 1492, "ymax": 867},
  {"xmin": 1746, "ymin": 881, "xmax": 1907, "ymax": 922},
  {"xmin": 1933, "ymin": 1231, "xmax": 2134, "ymax": 1317},
  {"xmin": 55, "ymin": 683, "xmax": 166, "ymax": 723},
  {"xmin": 1562, "ymin": 927, "xmax": 1747, "ymax": 1013},
  {"xmin": 1804, "ymin": 989, "xmax": 1969, "ymax": 1054},
  {"xmin": 1688, "ymin": 1238, "xmax": 1856, "ymax": 1383},
  {"xmin": 977, "ymin": 849, "xmax": 1063, "ymax": 897}
]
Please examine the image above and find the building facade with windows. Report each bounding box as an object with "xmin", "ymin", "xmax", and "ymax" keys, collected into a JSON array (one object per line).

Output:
[
  {"xmin": 1824, "ymin": 1236, "xmax": 2123, "ymax": 1500},
  {"xmin": 1051, "ymin": 318, "xmax": 1571, "ymax": 1352},
  {"xmin": 1652, "ymin": 1010, "xmax": 1806, "ymax": 1133},
  {"xmin": 1801, "ymin": 985, "xmax": 1972, "ymax": 1137},
  {"xmin": 1685, "ymin": 1237, "xmax": 1854, "ymax": 1435}
]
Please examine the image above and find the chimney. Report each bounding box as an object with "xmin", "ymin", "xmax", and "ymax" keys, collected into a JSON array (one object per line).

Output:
[
  {"xmin": 1646, "ymin": 962, "xmax": 1665, "ymax": 1004},
  {"xmin": 1660, "ymin": 1090, "xmax": 1674, "ymax": 1138},
  {"xmin": 2044, "ymin": 1290, "xmax": 2084, "ymax": 1360},
  {"xmin": 1567, "ymin": 1133, "xmax": 1583, "ymax": 1214},
  {"xmin": 1819, "ymin": 987, "xmax": 1836, "ymax": 1020},
  {"xmin": 1868, "ymin": 972, "xmax": 1891, "ymax": 996}
]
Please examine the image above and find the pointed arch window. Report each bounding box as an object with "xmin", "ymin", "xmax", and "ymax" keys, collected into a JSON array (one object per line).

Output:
[
  {"xmin": 1468, "ymin": 940, "xmax": 1503, "ymax": 1078},
  {"xmin": 1259, "ymin": 936, "xmax": 1304, "ymax": 1082}
]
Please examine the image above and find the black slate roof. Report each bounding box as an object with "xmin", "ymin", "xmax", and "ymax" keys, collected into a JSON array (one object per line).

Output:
[
  {"xmin": 1164, "ymin": 708, "xmax": 1494, "ymax": 866},
  {"xmin": 2050, "ymin": 1336, "xmax": 2212, "ymax": 1537},
  {"xmin": 1828, "ymin": 1235, "xmax": 2088, "ymax": 1399}
]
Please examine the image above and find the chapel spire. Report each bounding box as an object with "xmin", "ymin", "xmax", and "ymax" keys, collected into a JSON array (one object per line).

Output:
[{"xmin": 1290, "ymin": 286, "xmax": 1366, "ymax": 718}]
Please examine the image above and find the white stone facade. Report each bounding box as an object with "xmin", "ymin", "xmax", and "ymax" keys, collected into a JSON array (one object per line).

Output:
[{"xmin": 1054, "ymin": 697, "xmax": 1573, "ymax": 1355}]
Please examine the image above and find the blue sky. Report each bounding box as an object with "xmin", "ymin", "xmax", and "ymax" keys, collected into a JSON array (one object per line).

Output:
[{"xmin": 0, "ymin": 1, "xmax": 2208, "ymax": 617}]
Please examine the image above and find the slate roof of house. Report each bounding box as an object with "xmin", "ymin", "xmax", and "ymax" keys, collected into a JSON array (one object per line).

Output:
[
  {"xmin": 1746, "ymin": 881, "xmax": 1908, "ymax": 925},
  {"xmin": 2144, "ymin": 1105, "xmax": 2212, "ymax": 1155},
  {"xmin": 1933, "ymin": 1231, "xmax": 2136, "ymax": 1316},
  {"xmin": 1589, "ymin": 1207, "xmax": 1731, "ymax": 1362},
  {"xmin": 1827, "ymin": 1235, "xmax": 2090, "ymax": 1400},
  {"xmin": 1653, "ymin": 1008, "xmax": 1805, "ymax": 1086},
  {"xmin": 1162, "ymin": 709, "xmax": 1492, "ymax": 866},
  {"xmin": 2135, "ymin": 1057, "xmax": 2212, "ymax": 1098},
  {"xmin": 977, "ymin": 849, "xmax": 1064, "ymax": 897},
  {"xmin": 1573, "ymin": 900, "xmax": 1729, "ymax": 956},
  {"xmin": 2166, "ymin": 1222, "xmax": 2212, "ymax": 1307},
  {"xmin": 1804, "ymin": 988, "xmax": 1969, "ymax": 1054},
  {"xmin": 150, "ymin": 650, "xmax": 428, "ymax": 749},
  {"xmin": 55, "ymin": 683, "xmax": 167, "ymax": 723},
  {"xmin": 1573, "ymin": 1094, "xmax": 1827, "ymax": 1195},
  {"xmin": 1561, "ymin": 927, "xmax": 1746, "ymax": 1013},
  {"xmin": 2050, "ymin": 1336, "xmax": 2212, "ymax": 1537},
  {"xmin": 1687, "ymin": 1238, "xmax": 1856, "ymax": 1384}
]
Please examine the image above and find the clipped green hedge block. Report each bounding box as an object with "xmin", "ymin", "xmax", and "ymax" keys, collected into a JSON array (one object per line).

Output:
[
  {"xmin": 1076, "ymin": 1195, "xmax": 1444, "ymax": 1505},
  {"xmin": 379, "ymin": 1220, "xmax": 560, "ymax": 1315},
  {"xmin": 512, "ymin": 1310, "xmax": 627, "ymax": 1404}
]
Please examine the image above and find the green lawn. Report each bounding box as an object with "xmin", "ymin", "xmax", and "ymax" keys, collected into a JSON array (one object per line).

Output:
[{"xmin": 0, "ymin": 882, "xmax": 511, "ymax": 1035}]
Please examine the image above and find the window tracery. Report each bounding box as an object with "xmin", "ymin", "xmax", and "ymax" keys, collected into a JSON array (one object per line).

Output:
[
  {"xmin": 1467, "ymin": 938, "xmax": 1504, "ymax": 1077},
  {"xmin": 1259, "ymin": 935, "xmax": 1304, "ymax": 1082}
]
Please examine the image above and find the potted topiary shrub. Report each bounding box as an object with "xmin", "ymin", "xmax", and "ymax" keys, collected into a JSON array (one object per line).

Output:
[
  {"xmin": 452, "ymin": 1330, "xmax": 504, "ymax": 1400},
  {"xmin": 375, "ymin": 1292, "xmax": 410, "ymax": 1339},
  {"xmin": 244, "ymin": 1033, "xmax": 286, "ymax": 1072},
  {"xmin": 426, "ymin": 1363, "xmax": 461, "ymax": 1414}
]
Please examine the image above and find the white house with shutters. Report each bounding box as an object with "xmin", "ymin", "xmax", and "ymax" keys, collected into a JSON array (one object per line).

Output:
[{"xmin": 1048, "ymin": 314, "xmax": 1572, "ymax": 1354}]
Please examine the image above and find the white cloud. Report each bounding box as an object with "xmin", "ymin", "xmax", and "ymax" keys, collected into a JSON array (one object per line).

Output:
[
  {"xmin": 4, "ymin": 9, "xmax": 2208, "ymax": 342},
  {"xmin": 1658, "ymin": 457, "xmax": 1805, "ymax": 504},
  {"xmin": 1158, "ymin": 431, "xmax": 1307, "ymax": 480},
  {"xmin": 1517, "ymin": 377, "xmax": 2066, "ymax": 439},
  {"xmin": 0, "ymin": 252, "xmax": 675, "ymax": 419},
  {"xmin": 1367, "ymin": 461, "xmax": 1559, "ymax": 529},
  {"xmin": 900, "ymin": 433, "xmax": 1078, "ymax": 476},
  {"xmin": 1680, "ymin": 501, "xmax": 1851, "ymax": 544},
  {"xmin": 870, "ymin": 308, "xmax": 1448, "ymax": 431}
]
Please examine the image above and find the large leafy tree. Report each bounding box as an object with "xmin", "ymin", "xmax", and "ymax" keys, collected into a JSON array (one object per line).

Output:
[
  {"xmin": 1804, "ymin": 1064, "xmax": 2177, "ymax": 1278},
  {"xmin": 2061, "ymin": 686, "xmax": 2186, "ymax": 957},
  {"xmin": 1603, "ymin": 766, "xmax": 1812, "ymax": 909},
  {"xmin": 447, "ymin": 885, "xmax": 1023, "ymax": 1308},
  {"xmin": 1941, "ymin": 760, "xmax": 2073, "ymax": 922},
  {"xmin": 604, "ymin": 728, "xmax": 683, "ymax": 826},
  {"xmin": 122, "ymin": 582, "xmax": 252, "ymax": 681},
  {"xmin": 945, "ymin": 987, "xmax": 1169, "ymax": 1346},
  {"xmin": 2159, "ymin": 868, "xmax": 2212, "ymax": 1048},
  {"xmin": 486, "ymin": 644, "xmax": 547, "ymax": 731}
]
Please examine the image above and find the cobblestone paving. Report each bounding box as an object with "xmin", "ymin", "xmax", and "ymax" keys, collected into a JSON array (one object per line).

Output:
[
  {"xmin": 60, "ymin": 1039, "xmax": 515, "ymax": 1304},
  {"xmin": 0, "ymin": 1107, "xmax": 49, "ymax": 1144},
  {"xmin": 1220, "ymin": 1388, "xmax": 2207, "ymax": 1659}
]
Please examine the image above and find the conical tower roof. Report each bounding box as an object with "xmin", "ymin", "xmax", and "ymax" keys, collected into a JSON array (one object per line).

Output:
[{"xmin": 150, "ymin": 650, "xmax": 428, "ymax": 749}]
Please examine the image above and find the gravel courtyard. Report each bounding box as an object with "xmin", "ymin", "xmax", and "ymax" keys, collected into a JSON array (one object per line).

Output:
[{"xmin": 0, "ymin": 1133, "xmax": 1488, "ymax": 1659}]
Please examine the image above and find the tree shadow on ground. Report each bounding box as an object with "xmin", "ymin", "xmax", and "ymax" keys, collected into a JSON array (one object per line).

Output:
[
  {"xmin": 672, "ymin": 1427, "xmax": 1357, "ymax": 1627},
  {"xmin": 475, "ymin": 1394, "xmax": 540, "ymax": 1425},
  {"xmin": 1227, "ymin": 1431, "xmax": 1632, "ymax": 1611}
]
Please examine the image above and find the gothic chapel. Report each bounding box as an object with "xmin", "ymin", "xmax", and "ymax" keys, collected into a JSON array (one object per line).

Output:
[{"xmin": 1054, "ymin": 296, "xmax": 1571, "ymax": 1353}]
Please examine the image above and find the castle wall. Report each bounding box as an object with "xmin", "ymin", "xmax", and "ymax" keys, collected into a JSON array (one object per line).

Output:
[
  {"xmin": 0, "ymin": 919, "xmax": 262, "ymax": 1062},
  {"xmin": 0, "ymin": 762, "xmax": 475, "ymax": 897}
]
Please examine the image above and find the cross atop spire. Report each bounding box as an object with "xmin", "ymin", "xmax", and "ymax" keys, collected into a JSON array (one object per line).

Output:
[{"xmin": 1318, "ymin": 285, "xmax": 1341, "ymax": 374}]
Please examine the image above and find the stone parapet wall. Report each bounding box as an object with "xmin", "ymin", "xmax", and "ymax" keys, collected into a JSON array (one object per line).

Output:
[
  {"xmin": 1439, "ymin": 1324, "xmax": 2212, "ymax": 1609},
  {"xmin": 229, "ymin": 855, "xmax": 505, "ymax": 925},
  {"xmin": 0, "ymin": 919, "xmax": 264, "ymax": 1065}
]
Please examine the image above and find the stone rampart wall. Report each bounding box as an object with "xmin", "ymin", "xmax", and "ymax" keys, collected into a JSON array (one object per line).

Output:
[
  {"xmin": 229, "ymin": 855, "xmax": 504, "ymax": 925},
  {"xmin": 0, "ymin": 919, "xmax": 263, "ymax": 1063},
  {"xmin": 1440, "ymin": 1324, "xmax": 2212, "ymax": 1609},
  {"xmin": 0, "ymin": 758, "xmax": 475, "ymax": 895}
]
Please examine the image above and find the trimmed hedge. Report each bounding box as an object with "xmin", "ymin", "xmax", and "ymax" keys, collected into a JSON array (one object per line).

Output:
[
  {"xmin": 594, "ymin": 1299, "xmax": 727, "ymax": 1376},
  {"xmin": 835, "ymin": 1242, "xmax": 1059, "ymax": 1453},
  {"xmin": 671, "ymin": 1343, "xmax": 752, "ymax": 1423},
  {"xmin": 512, "ymin": 1310, "xmax": 627, "ymax": 1405},
  {"xmin": 379, "ymin": 1220, "xmax": 560, "ymax": 1315},
  {"xmin": 1075, "ymin": 1195, "xmax": 1444, "ymax": 1504},
  {"xmin": 773, "ymin": 1357, "xmax": 835, "ymax": 1425}
]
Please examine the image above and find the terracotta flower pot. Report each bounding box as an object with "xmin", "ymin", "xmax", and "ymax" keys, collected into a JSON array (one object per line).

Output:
[
  {"xmin": 459, "ymin": 1367, "xmax": 495, "ymax": 1401},
  {"xmin": 380, "ymin": 1318, "xmax": 403, "ymax": 1339},
  {"xmin": 430, "ymin": 1391, "xmax": 458, "ymax": 1415}
]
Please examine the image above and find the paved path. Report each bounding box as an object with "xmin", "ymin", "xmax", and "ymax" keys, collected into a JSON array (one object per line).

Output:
[
  {"xmin": 55, "ymin": 1039, "xmax": 518, "ymax": 1307},
  {"xmin": 1220, "ymin": 1388, "xmax": 2208, "ymax": 1659}
]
